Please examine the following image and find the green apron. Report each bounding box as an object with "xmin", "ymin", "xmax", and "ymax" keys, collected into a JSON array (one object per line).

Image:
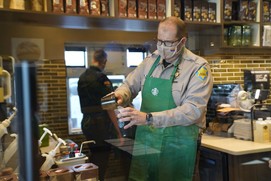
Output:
[{"xmin": 129, "ymin": 56, "xmax": 199, "ymax": 181}]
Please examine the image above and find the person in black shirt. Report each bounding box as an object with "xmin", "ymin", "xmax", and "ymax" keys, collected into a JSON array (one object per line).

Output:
[{"xmin": 77, "ymin": 49, "xmax": 122, "ymax": 181}]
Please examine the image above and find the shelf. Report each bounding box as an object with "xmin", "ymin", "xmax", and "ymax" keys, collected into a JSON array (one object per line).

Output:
[
  {"xmin": 0, "ymin": 0, "xmax": 269, "ymax": 49},
  {"xmin": 223, "ymin": 21, "xmax": 260, "ymax": 25},
  {"xmin": 0, "ymin": 9, "xmax": 160, "ymax": 32},
  {"xmin": 185, "ymin": 21, "xmax": 221, "ymax": 31},
  {"xmin": 220, "ymin": 45, "xmax": 268, "ymax": 49},
  {"xmin": 0, "ymin": 8, "xmax": 222, "ymax": 32}
]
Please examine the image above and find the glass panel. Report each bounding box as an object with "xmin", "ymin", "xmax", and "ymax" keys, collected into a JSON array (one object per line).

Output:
[
  {"xmin": 126, "ymin": 48, "xmax": 146, "ymax": 67},
  {"xmin": 64, "ymin": 50, "xmax": 86, "ymax": 67},
  {"xmin": 67, "ymin": 77, "xmax": 83, "ymax": 135}
]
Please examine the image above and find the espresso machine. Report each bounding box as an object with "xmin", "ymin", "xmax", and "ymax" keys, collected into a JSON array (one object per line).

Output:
[
  {"xmin": 244, "ymin": 70, "xmax": 270, "ymax": 103},
  {"xmin": 243, "ymin": 69, "xmax": 271, "ymax": 119}
]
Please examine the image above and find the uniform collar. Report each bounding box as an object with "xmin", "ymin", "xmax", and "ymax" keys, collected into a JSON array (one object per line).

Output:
[
  {"xmin": 89, "ymin": 65, "xmax": 102, "ymax": 72},
  {"xmin": 157, "ymin": 47, "xmax": 187, "ymax": 67},
  {"xmin": 181, "ymin": 48, "xmax": 194, "ymax": 61}
]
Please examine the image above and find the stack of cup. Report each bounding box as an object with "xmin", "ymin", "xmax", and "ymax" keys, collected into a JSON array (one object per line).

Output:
[
  {"xmin": 47, "ymin": 167, "xmax": 74, "ymax": 181},
  {"xmin": 72, "ymin": 163, "xmax": 99, "ymax": 181}
]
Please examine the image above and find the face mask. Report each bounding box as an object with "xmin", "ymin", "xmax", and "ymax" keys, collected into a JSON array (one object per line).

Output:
[{"xmin": 157, "ymin": 39, "xmax": 184, "ymax": 61}]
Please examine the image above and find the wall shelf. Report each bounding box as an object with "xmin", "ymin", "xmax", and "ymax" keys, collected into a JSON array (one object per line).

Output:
[
  {"xmin": 0, "ymin": 8, "xmax": 222, "ymax": 32},
  {"xmin": 0, "ymin": 9, "xmax": 160, "ymax": 32},
  {"xmin": 1, "ymin": 0, "xmax": 270, "ymax": 48},
  {"xmin": 223, "ymin": 21, "xmax": 260, "ymax": 25}
]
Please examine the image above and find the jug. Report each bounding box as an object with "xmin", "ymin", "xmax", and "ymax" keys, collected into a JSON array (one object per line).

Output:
[{"xmin": 0, "ymin": 57, "xmax": 11, "ymax": 102}]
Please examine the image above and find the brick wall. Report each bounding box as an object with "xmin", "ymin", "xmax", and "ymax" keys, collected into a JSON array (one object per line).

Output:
[
  {"xmin": 204, "ymin": 54, "xmax": 271, "ymax": 104},
  {"xmin": 35, "ymin": 54, "xmax": 271, "ymax": 139},
  {"xmin": 36, "ymin": 59, "xmax": 126, "ymax": 179},
  {"xmin": 36, "ymin": 59, "xmax": 85, "ymax": 144},
  {"xmin": 35, "ymin": 54, "xmax": 271, "ymax": 179}
]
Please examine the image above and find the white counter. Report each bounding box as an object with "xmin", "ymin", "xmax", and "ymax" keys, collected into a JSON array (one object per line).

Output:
[{"xmin": 202, "ymin": 134, "xmax": 271, "ymax": 155}]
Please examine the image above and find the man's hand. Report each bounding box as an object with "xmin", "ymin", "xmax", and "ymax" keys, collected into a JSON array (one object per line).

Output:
[
  {"xmin": 116, "ymin": 107, "xmax": 147, "ymax": 129},
  {"xmin": 114, "ymin": 92, "xmax": 123, "ymax": 105}
]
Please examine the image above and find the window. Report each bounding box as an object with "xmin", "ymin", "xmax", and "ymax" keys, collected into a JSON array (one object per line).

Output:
[
  {"xmin": 126, "ymin": 47, "xmax": 147, "ymax": 67},
  {"xmin": 67, "ymin": 77, "xmax": 82, "ymax": 134},
  {"xmin": 64, "ymin": 45, "xmax": 147, "ymax": 134},
  {"xmin": 64, "ymin": 47, "xmax": 87, "ymax": 67},
  {"xmin": 65, "ymin": 46, "xmax": 87, "ymax": 134},
  {"xmin": 107, "ymin": 75, "xmax": 125, "ymax": 90}
]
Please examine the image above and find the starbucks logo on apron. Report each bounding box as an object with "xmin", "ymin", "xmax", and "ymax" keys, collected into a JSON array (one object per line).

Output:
[{"xmin": 151, "ymin": 88, "xmax": 159, "ymax": 96}]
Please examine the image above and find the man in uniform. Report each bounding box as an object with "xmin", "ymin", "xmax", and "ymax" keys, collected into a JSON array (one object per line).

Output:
[
  {"xmin": 77, "ymin": 49, "xmax": 122, "ymax": 181},
  {"xmin": 114, "ymin": 17, "xmax": 213, "ymax": 181}
]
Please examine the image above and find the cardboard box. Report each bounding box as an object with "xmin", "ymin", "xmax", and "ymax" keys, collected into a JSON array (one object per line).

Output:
[
  {"xmin": 127, "ymin": 0, "xmax": 137, "ymax": 18},
  {"xmin": 201, "ymin": 1, "xmax": 208, "ymax": 22},
  {"xmin": 208, "ymin": 2, "xmax": 216, "ymax": 22},
  {"xmin": 65, "ymin": 0, "xmax": 76, "ymax": 14},
  {"xmin": 119, "ymin": 0, "xmax": 127, "ymax": 17},
  {"xmin": 138, "ymin": 0, "xmax": 147, "ymax": 19},
  {"xmin": 157, "ymin": 0, "xmax": 166, "ymax": 20},
  {"xmin": 90, "ymin": 0, "xmax": 100, "ymax": 15},
  {"xmin": 148, "ymin": 0, "xmax": 157, "ymax": 19},
  {"xmin": 78, "ymin": 0, "xmax": 89, "ymax": 15},
  {"xmin": 101, "ymin": 0, "xmax": 109, "ymax": 16}
]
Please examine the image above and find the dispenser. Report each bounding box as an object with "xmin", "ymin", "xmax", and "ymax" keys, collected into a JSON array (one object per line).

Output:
[{"xmin": 0, "ymin": 57, "xmax": 11, "ymax": 103}]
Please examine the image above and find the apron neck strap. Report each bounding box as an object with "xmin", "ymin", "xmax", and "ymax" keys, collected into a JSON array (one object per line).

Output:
[
  {"xmin": 146, "ymin": 48, "xmax": 184, "ymax": 80},
  {"xmin": 146, "ymin": 56, "xmax": 161, "ymax": 78}
]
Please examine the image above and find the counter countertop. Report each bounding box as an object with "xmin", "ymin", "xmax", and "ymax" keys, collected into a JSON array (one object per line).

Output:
[{"xmin": 202, "ymin": 134, "xmax": 271, "ymax": 156}]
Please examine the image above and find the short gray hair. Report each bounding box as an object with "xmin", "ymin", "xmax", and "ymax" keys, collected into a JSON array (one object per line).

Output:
[
  {"xmin": 94, "ymin": 49, "xmax": 107, "ymax": 63},
  {"xmin": 159, "ymin": 16, "xmax": 187, "ymax": 38}
]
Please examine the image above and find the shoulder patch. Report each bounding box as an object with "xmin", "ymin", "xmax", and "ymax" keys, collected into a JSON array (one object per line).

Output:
[
  {"xmin": 196, "ymin": 66, "xmax": 208, "ymax": 81},
  {"xmin": 104, "ymin": 81, "xmax": 111, "ymax": 87}
]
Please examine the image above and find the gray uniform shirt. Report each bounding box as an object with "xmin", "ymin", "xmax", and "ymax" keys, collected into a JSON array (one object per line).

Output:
[{"xmin": 116, "ymin": 48, "xmax": 213, "ymax": 128}]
